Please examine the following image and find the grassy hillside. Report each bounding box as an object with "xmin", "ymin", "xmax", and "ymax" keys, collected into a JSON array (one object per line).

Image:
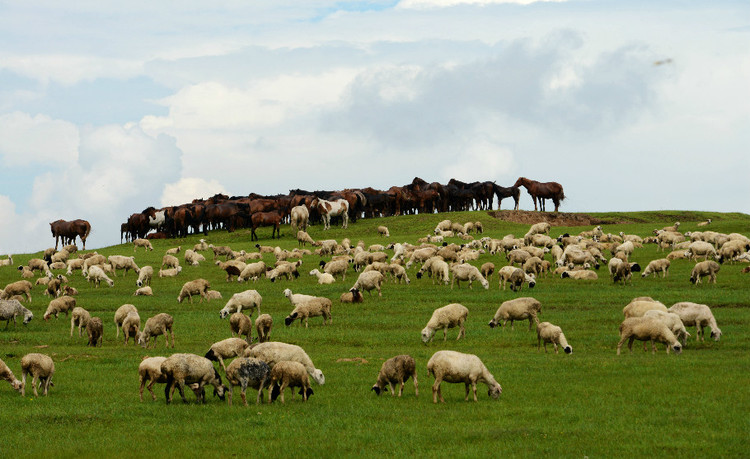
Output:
[{"xmin": 1, "ymin": 210, "xmax": 748, "ymax": 458}]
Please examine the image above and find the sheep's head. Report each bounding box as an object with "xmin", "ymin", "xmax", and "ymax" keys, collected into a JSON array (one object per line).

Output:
[
  {"xmin": 371, "ymin": 384, "xmax": 383, "ymax": 396},
  {"xmin": 23, "ymin": 310, "xmax": 33, "ymax": 324},
  {"xmin": 284, "ymin": 313, "xmax": 298, "ymax": 326},
  {"xmin": 671, "ymin": 343, "xmax": 682, "ymax": 354},
  {"xmin": 488, "ymin": 319, "xmax": 499, "ymax": 328},
  {"xmin": 311, "ymin": 369, "xmax": 325, "ymax": 385},
  {"xmin": 480, "ymin": 278, "xmax": 489, "ymax": 290},
  {"xmin": 710, "ymin": 328, "xmax": 722, "ymax": 341},
  {"xmin": 420, "ymin": 327, "xmax": 434, "ymax": 344},
  {"xmin": 563, "ymin": 346, "xmax": 573, "ymax": 354},
  {"xmin": 219, "ymin": 307, "xmax": 231, "ymax": 319},
  {"xmin": 488, "ymin": 383, "xmax": 502, "ymax": 399},
  {"xmin": 11, "ymin": 379, "xmax": 22, "ymax": 392}
]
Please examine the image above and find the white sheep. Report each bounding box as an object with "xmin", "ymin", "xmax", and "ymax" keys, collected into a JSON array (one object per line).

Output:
[
  {"xmin": 43, "ymin": 295, "xmax": 76, "ymax": 321},
  {"xmin": 284, "ymin": 296, "xmax": 332, "ymax": 328},
  {"xmin": 0, "ymin": 280, "xmax": 33, "ymax": 302},
  {"xmin": 255, "ymin": 314, "xmax": 273, "ymax": 343},
  {"xmin": 138, "ymin": 356, "xmax": 172, "ymax": 402},
  {"xmin": 350, "ymin": 271, "xmax": 385, "ymax": 297},
  {"xmin": 114, "ymin": 304, "xmax": 138, "ymax": 338},
  {"xmin": 290, "ymin": 205, "xmax": 310, "ymax": 232},
  {"xmin": 377, "ymin": 225, "xmax": 390, "ymax": 237},
  {"xmin": 308, "ymin": 269, "xmax": 335, "ymax": 285},
  {"xmin": 561, "ymin": 270, "xmax": 598, "ymax": 280},
  {"xmin": 177, "ymin": 278, "xmax": 211, "ymax": 304},
  {"xmin": 690, "ymin": 260, "xmax": 720, "ymax": 284},
  {"xmin": 0, "ymin": 357, "xmax": 22, "ymax": 393},
  {"xmin": 161, "ymin": 254, "xmax": 180, "ymax": 270},
  {"xmin": 617, "ymin": 317, "xmax": 682, "ymax": 355},
  {"xmin": 133, "ymin": 238, "xmax": 154, "ymax": 251},
  {"xmin": 86, "ymin": 265, "xmax": 114, "ymax": 287},
  {"xmin": 121, "ymin": 311, "xmax": 141, "ymax": 345},
  {"xmin": 244, "ymin": 341, "xmax": 325, "ymax": 385},
  {"xmin": 0, "ymin": 254, "xmax": 13, "ymax": 267},
  {"xmin": 642, "ymin": 258, "xmax": 671, "ymax": 278},
  {"xmin": 623, "ymin": 298, "xmax": 668, "ymax": 318},
  {"xmin": 497, "ymin": 266, "xmax": 536, "ymax": 292},
  {"xmin": 136, "ymin": 266, "xmax": 153, "ymax": 287},
  {"xmin": 536, "ymin": 322, "xmax": 572, "ymax": 354},
  {"xmin": 184, "ymin": 249, "xmax": 205, "ymax": 266},
  {"xmin": 220, "ymin": 290, "xmax": 262, "ymax": 319},
  {"xmin": 225, "ymin": 357, "xmax": 271, "ymax": 406},
  {"xmin": 161, "ymin": 353, "xmax": 227, "ymax": 404},
  {"xmin": 204, "ymin": 337, "xmax": 250, "ymax": 373},
  {"xmin": 684, "ymin": 241, "xmax": 718, "ymax": 261},
  {"xmin": 643, "ymin": 310, "xmax": 691, "ymax": 344},
  {"xmin": 450, "ymin": 263, "xmax": 489, "ymax": 290},
  {"xmin": 158, "ymin": 266, "xmax": 182, "ymax": 278},
  {"xmin": 421, "ymin": 303, "xmax": 469, "ymax": 343},
  {"xmin": 268, "ymin": 360, "xmax": 314, "ymax": 403},
  {"xmin": 69, "ymin": 306, "xmax": 90, "ymax": 338},
  {"xmin": 320, "ymin": 258, "xmax": 349, "ymax": 280},
  {"xmin": 371, "ymin": 354, "xmax": 418, "ymax": 397},
  {"xmin": 416, "ymin": 257, "xmax": 450, "ymax": 285},
  {"xmin": 488, "ymin": 297, "xmax": 542, "ymax": 330},
  {"xmin": 0, "ymin": 299, "xmax": 34, "ymax": 328},
  {"xmin": 20, "ymin": 353, "xmax": 55, "ymax": 397},
  {"xmin": 426, "ymin": 350, "xmax": 502, "ymax": 403},
  {"xmin": 193, "ymin": 239, "xmax": 209, "ymax": 251},
  {"xmin": 697, "ymin": 218, "xmax": 712, "ymax": 227},
  {"xmin": 265, "ymin": 260, "xmax": 301, "ymax": 282},
  {"xmin": 237, "ymin": 261, "xmax": 267, "ymax": 282},
  {"xmin": 138, "ymin": 313, "xmax": 175, "ymax": 348},
  {"xmin": 133, "ymin": 286, "xmax": 153, "ymax": 296},
  {"xmin": 107, "ymin": 255, "xmax": 140, "ymax": 277},
  {"xmin": 668, "ymin": 302, "xmax": 722, "ymax": 342}
]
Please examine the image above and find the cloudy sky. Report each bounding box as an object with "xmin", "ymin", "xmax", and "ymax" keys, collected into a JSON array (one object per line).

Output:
[{"xmin": 0, "ymin": 0, "xmax": 748, "ymax": 254}]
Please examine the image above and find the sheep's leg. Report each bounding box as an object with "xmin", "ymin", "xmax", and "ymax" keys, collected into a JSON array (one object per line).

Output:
[
  {"xmin": 413, "ymin": 373, "xmax": 418, "ymax": 397},
  {"xmin": 553, "ymin": 343, "xmax": 559, "ymax": 354},
  {"xmin": 389, "ymin": 382, "xmax": 396, "ymax": 396},
  {"xmin": 32, "ymin": 375, "xmax": 40, "ymax": 397},
  {"xmin": 20, "ymin": 371, "xmax": 27, "ymax": 396},
  {"xmin": 219, "ymin": 357, "xmax": 227, "ymax": 374},
  {"xmin": 279, "ymin": 382, "xmax": 287, "ymax": 403},
  {"xmin": 42, "ymin": 376, "xmax": 51, "ymax": 396},
  {"xmin": 397, "ymin": 380, "xmax": 405, "ymax": 397},
  {"xmin": 240, "ymin": 387, "xmax": 248, "ymax": 406},
  {"xmin": 443, "ymin": 327, "xmax": 448, "ymax": 341},
  {"xmin": 616, "ymin": 336, "xmax": 626, "ymax": 355},
  {"xmin": 148, "ymin": 379, "xmax": 157, "ymax": 401},
  {"xmin": 458, "ymin": 321, "xmax": 465, "ymax": 340},
  {"xmin": 464, "ymin": 383, "xmax": 471, "ymax": 401},
  {"xmin": 432, "ymin": 378, "xmax": 443, "ymax": 404}
]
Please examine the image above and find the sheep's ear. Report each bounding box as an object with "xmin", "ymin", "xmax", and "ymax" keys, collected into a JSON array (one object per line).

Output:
[{"xmin": 371, "ymin": 386, "xmax": 381, "ymax": 395}]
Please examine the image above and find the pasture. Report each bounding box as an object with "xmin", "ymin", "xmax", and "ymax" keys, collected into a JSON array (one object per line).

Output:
[{"xmin": 1, "ymin": 210, "xmax": 748, "ymax": 458}]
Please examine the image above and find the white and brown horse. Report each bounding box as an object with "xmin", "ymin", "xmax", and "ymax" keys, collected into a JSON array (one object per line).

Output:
[{"xmin": 311, "ymin": 198, "xmax": 349, "ymax": 230}]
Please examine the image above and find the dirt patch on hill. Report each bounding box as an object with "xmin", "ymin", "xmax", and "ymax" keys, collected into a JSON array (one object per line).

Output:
[{"xmin": 487, "ymin": 210, "xmax": 634, "ymax": 227}]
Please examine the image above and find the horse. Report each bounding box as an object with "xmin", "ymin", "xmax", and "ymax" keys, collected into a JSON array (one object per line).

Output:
[
  {"xmin": 493, "ymin": 183, "xmax": 520, "ymax": 211},
  {"xmin": 513, "ymin": 177, "xmax": 565, "ymax": 212},
  {"xmin": 143, "ymin": 207, "xmax": 166, "ymax": 232},
  {"xmin": 50, "ymin": 219, "xmax": 91, "ymax": 250},
  {"xmin": 250, "ymin": 210, "xmax": 284, "ymax": 241},
  {"xmin": 311, "ymin": 198, "xmax": 349, "ymax": 230}
]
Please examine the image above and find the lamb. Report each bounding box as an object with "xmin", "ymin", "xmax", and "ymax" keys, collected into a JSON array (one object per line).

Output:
[
  {"xmin": 69, "ymin": 306, "xmax": 90, "ymax": 338},
  {"xmin": 488, "ymin": 297, "xmax": 542, "ymax": 330},
  {"xmin": 177, "ymin": 278, "xmax": 211, "ymax": 304},
  {"xmin": 421, "ymin": 303, "xmax": 469, "ymax": 343},
  {"xmin": 237, "ymin": 261, "xmax": 267, "ymax": 282},
  {"xmin": 20, "ymin": 353, "xmax": 55, "ymax": 397},
  {"xmin": 219, "ymin": 290, "xmax": 262, "ymax": 318},
  {"xmin": 136, "ymin": 266, "xmax": 154, "ymax": 287},
  {"xmin": 229, "ymin": 312, "xmax": 253, "ymax": 342},
  {"xmin": 268, "ymin": 361, "xmax": 314, "ymax": 403},
  {"xmin": 121, "ymin": 311, "xmax": 141, "ymax": 345},
  {"xmin": 158, "ymin": 266, "xmax": 182, "ymax": 278},
  {"xmin": 339, "ymin": 288, "xmax": 364, "ymax": 303},
  {"xmin": 690, "ymin": 260, "xmax": 721, "ymax": 284},
  {"xmin": 114, "ymin": 304, "xmax": 138, "ymax": 338},
  {"xmin": 107, "ymin": 255, "xmax": 140, "ymax": 277},
  {"xmin": 377, "ymin": 225, "xmax": 390, "ymax": 237},
  {"xmin": 623, "ymin": 298, "xmax": 668, "ymax": 318},
  {"xmin": 1, "ymin": 280, "xmax": 33, "ymax": 302},
  {"xmin": 320, "ymin": 258, "xmax": 349, "ymax": 280},
  {"xmin": 86, "ymin": 265, "xmax": 114, "ymax": 287},
  {"xmin": 668, "ymin": 302, "xmax": 722, "ymax": 342},
  {"xmin": 642, "ymin": 258, "xmax": 671, "ymax": 278},
  {"xmin": 0, "ymin": 299, "xmax": 34, "ymax": 328},
  {"xmin": 284, "ymin": 296, "xmax": 332, "ymax": 328},
  {"xmin": 161, "ymin": 353, "xmax": 227, "ymax": 404},
  {"xmin": 0, "ymin": 357, "xmax": 22, "ymax": 392},
  {"xmin": 255, "ymin": 314, "xmax": 273, "ymax": 343},
  {"xmin": 497, "ymin": 266, "xmax": 536, "ymax": 292},
  {"xmin": 133, "ymin": 238, "xmax": 154, "ymax": 251},
  {"xmin": 616, "ymin": 317, "xmax": 682, "ymax": 355},
  {"xmin": 244, "ymin": 341, "xmax": 325, "ymax": 385},
  {"xmin": 350, "ymin": 271, "xmax": 385, "ymax": 297},
  {"xmin": 204, "ymin": 337, "xmax": 250, "ymax": 373},
  {"xmin": 43, "ymin": 295, "xmax": 76, "ymax": 320},
  {"xmin": 137, "ymin": 313, "xmax": 175, "ymax": 348},
  {"xmin": 561, "ymin": 270, "xmax": 598, "ymax": 280},
  {"xmin": 370, "ymin": 354, "xmax": 418, "ymax": 397},
  {"xmin": 225, "ymin": 357, "xmax": 271, "ymax": 406},
  {"xmin": 643, "ymin": 310, "xmax": 691, "ymax": 344},
  {"xmin": 87, "ymin": 317, "xmax": 103, "ymax": 347},
  {"xmin": 536, "ymin": 322, "xmax": 572, "ymax": 354},
  {"xmin": 308, "ymin": 268, "xmax": 335, "ymax": 285},
  {"xmin": 450, "ymin": 263, "xmax": 489, "ymax": 290},
  {"xmin": 426, "ymin": 350, "xmax": 502, "ymax": 404}
]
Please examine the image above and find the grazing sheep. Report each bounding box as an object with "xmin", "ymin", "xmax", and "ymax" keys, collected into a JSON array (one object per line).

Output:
[
  {"xmin": 427, "ymin": 350, "xmax": 502, "ymax": 404},
  {"xmin": 488, "ymin": 297, "xmax": 542, "ymax": 330},
  {"xmin": 1, "ymin": 280, "xmax": 33, "ymax": 302},
  {"xmin": 133, "ymin": 286, "xmax": 153, "ymax": 296},
  {"xmin": 421, "ymin": 303, "xmax": 469, "ymax": 343},
  {"xmin": 623, "ymin": 298, "xmax": 668, "ymax": 318},
  {"xmin": 308, "ymin": 269, "xmax": 335, "ymax": 285},
  {"xmin": 108, "ymin": 255, "xmax": 140, "ymax": 277},
  {"xmin": 229, "ymin": 312, "xmax": 253, "ymax": 342},
  {"xmin": 255, "ymin": 314, "xmax": 273, "ymax": 343},
  {"xmin": 450, "ymin": 263, "xmax": 489, "ymax": 290},
  {"xmin": 161, "ymin": 254, "xmax": 180, "ymax": 270},
  {"xmin": 244, "ymin": 341, "xmax": 325, "ymax": 385},
  {"xmin": 642, "ymin": 258, "xmax": 671, "ymax": 278},
  {"xmin": 284, "ymin": 296, "xmax": 332, "ymax": 328},
  {"xmin": 161, "ymin": 353, "xmax": 227, "ymax": 404},
  {"xmin": 25, "ymin": 258, "xmax": 50, "ymax": 275},
  {"xmin": 43, "ymin": 275, "xmax": 64, "ymax": 298},
  {"xmin": 617, "ymin": 317, "xmax": 682, "ymax": 355},
  {"xmin": 114, "ymin": 304, "xmax": 138, "ymax": 338},
  {"xmin": 138, "ymin": 313, "xmax": 175, "ymax": 348},
  {"xmin": 536, "ymin": 322, "xmax": 572, "ymax": 354},
  {"xmin": 139, "ymin": 356, "xmax": 170, "ymax": 402},
  {"xmin": 643, "ymin": 310, "xmax": 691, "ymax": 344},
  {"xmin": 497, "ymin": 266, "xmax": 536, "ymax": 292},
  {"xmin": 65, "ymin": 258, "xmax": 85, "ymax": 275},
  {"xmin": 608, "ymin": 259, "xmax": 635, "ymax": 285},
  {"xmin": 561, "ymin": 270, "xmax": 598, "ymax": 280},
  {"xmin": 405, "ymin": 246, "xmax": 438, "ymax": 269},
  {"xmin": 43, "ymin": 295, "xmax": 76, "ymax": 321},
  {"xmin": 268, "ymin": 361, "xmax": 314, "ymax": 403},
  {"xmin": 121, "ymin": 311, "xmax": 141, "ymax": 345},
  {"xmin": 136, "ymin": 266, "xmax": 153, "ymax": 287},
  {"xmin": 371, "ymin": 354, "xmax": 418, "ymax": 397},
  {"xmin": 416, "ymin": 256, "xmax": 451, "ymax": 285},
  {"xmin": 133, "ymin": 238, "xmax": 154, "ymax": 251},
  {"xmin": 219, "ymin": 290, "xmax": 262, "ymax": 319},
  {"xmin": 0, "ymin": 357, "xmax": 22, "ymax": 392},
  {"xmin": 177, "ymin": 278, "xmax": 211, "ymax": 304},
  {"xmin": 690, "ymin": 260, "xmax": 721, "ymax": 284},
  {"xmin": 320, "ymin": 258, "xmax": 349, "ymax": 280},
  {"xmin": 69, "ymin": 306, "xmax": 90, "ymax": 338},
  {"xmin": 684, "ymin": 241, "xmax": 719, "ymax": 261},
  {"xmin": 377, "ymin": 225, "xmax": 390, "ymax": 237},
  {"xmin": 339, "ymin": 288, "xmax": 364, "ymax": 303},
  {"xmin": 158, "ymin": 266, "xmax": 182, "ymax": 278},
  {"xmin": 237, "ymin": 261, "xmax": 267, "ymax": 282},
  {"xmin": 265, "ymin": 260, "xmax": 301, "ymax": 282},
  {"xmin": 20, "ymin": 353, "xmax": 55, "ymax": 397},
  {"xmin": 0, "ymin": 299, "xmax": 34, "ymax": 328},
  {"xmin": 86, "ymin": 265, "xmax": 114, "ymax": 287},
  {"xmin": 205, "ymin": 337, "xmax": 250, "ymax": 373},
  {"xmin": 668, "ymin": 302, "xmax": 722, "ymax": 342},
  {"xmin": 87, "ymin": 317, "xmax": 103, "ymax": 347},
  {"xmin": 350, "ymin": 271, "xmax": 384, "ymax": 297},
  {"xmin": 225, "ymin": 357, "xmax": 271, "ymax": 406},
  {"xmin": 506, "ymin": 249, "xmax": 531, "ymax": 267}
]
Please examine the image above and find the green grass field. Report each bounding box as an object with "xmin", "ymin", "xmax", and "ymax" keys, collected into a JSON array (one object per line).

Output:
[{"xmin": 1, "ymin": 210, "xmax": 748, "ymax": 458}]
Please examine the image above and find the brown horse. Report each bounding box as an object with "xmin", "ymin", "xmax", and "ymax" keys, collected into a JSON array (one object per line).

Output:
[
  {"xmin": 513, "ymin": 177, "xmax": 565, "ymax": 212},
  {"xmin": 250, "ymin": 210, "xmax": 284, "ymax": 241},
  {"xmin": 50, "ymin": 219, "xmax": 91, "ymax": 250}
]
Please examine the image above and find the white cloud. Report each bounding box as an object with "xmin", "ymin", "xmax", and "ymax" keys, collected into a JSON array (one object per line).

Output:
[
  {"xmin": 398, "ymin": 0, "xmax": 565, "ymax": 9},
  {"xmin": 161, "ymin": 178, "xmax": 228, "ymax": 207},
  {"xmin": 0, "ymin": 112, "xmax": 79, "ymax": 166},
  {"xmin": 440, "ymin": 137, "xmax": 516, "ymax": 183}
]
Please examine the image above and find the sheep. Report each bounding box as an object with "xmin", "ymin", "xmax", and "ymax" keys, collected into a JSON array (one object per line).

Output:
[
  {"xmin": 50, "ymin": 248, "xmax": 70, "ymax": 264},
  {"xmin": 536, "ymin": 322, "xmax": 572, "ymax": 354},
  {"xmin": 616, "ymin": 317, "xmax": 682, "ymax": 355},
  {"xmin": 25, "ymin": 258, "xmax": 50, "ymax": 275},
  {"xmin": 137, "ymin": 313, "xmax": 175, "ymax": 348},
  {"xmin": 667, "ymin": 250, "xmax": 689, "ymax": 260},
  {"xmin": 623, "ymin": 298, "xmax": 668, "ymax": 318},
  {"xmin": 339, "ymin": 288, "xmax": 364, "ymax": 303},
  {"xmin": 18, "ymin": 265, "xmax": 34, "ymax": 278},
  {"xmin": 350, "ymin": 270, "xmax": 384, "ymax": 297},
  {"xmin": 643, "ymin": 310, "xmax": 691, "ymax": 344},
  {"xmin": 0, "ymin": 357, "xmax": 22, "ymax": 392},
  {"xmin": 43, "ymin": 295, "xmax": 76, "ymax": 321},
  {"xmin": 237, "ymin": 261, "xmax": 267, "ymax": 282},
  {"xmin": 450, "ymin": 263, "xmax": 489, "ymax": 290},
  {"xmin": 107, "ymin": 255, "xmax": 140, "ymax": 277},
  {"xmin": 158, "ymin": 266, "xmax": 182, "ymax": 278},
  {"xmin": 1, "ymin": 280, "xmax": 33, "ymax": 302},
  {"xmin": 696, "ymin": 218, "xmax": 712, "ymax": 227},
  {"xmin": 86, "ymin": 265, "xmax": 114, "ymax": 287},
  {"xmin": 225, "ymin": 357, "xmax": 271, "ymax": 406},
  {"xmin": 254, "ymin": 314, "xmax": 273, "ymax": 343},
  {"xmin": 488, "ymin": 297, "xmax": 542, "ymax": 330},
  {"xmin": 416, "ymin": 256, "xmax": 451, "ymax": 285},
  {"xmin": 377, "ymin": 225, "xmax": 390, "ymax": 238},
  {"xmin": 608, "ymin": 259, "xmax": 634, "ymax": 285},
  {"xmin": 42, "ymin": 274, "xmax": 64, "ymax": 298},
  {"xmin": 284, "ymin": 296, "xmax": 332, "ymax": 328},
  {"xmin": 421, "ymin": 303, "xmax": 469, "ymax": 344},
  {"xmin": 161, "ymin": 353, "xmax": 227, "ymax": 404},
  {"xmin": 216, "ymin": 259, "xmax": 246, "ymax": 282},
  {"xmin": 161, "ymin": 254, "xmax": 180, "ymax": 270},
  {"xmin": 684, "ymin": 241, "xmax": 719, "ymax": 261},
  {"xmin": 69, "ymin": 306, "xmax": 90, "ymax": 338},
  {"xmin": 205, "ymin": 337, "xmax": 250, "ymax": 373},
  {"xmin": 87, "ymin": 317, "xmax": 103, "ymax": 347},
  {"xmin": 0, "ymin": 299, "xmax": 34, "ymax": 328},
  {"xmin": 388, "ymin": 263, "xmax": 411, "ymax": 284},
  {"xmin": 220, "ymin": 290, "xmax": 262, "ymax": 319},
  {"xmin": 371, "ymin": 354, "xmax": 418, "ymax": 397},
  {"xmin": 642, "ymin": 258, "xmax": 671, "ymax": 278},
  {"xmin": 265, "ymin": 260, "xmax": 302, "ymax": 282},
  {"xmin": 426, "ymin": 350, "xmax": 502, "ymax": 404},
  {"xmin": 561, "ymin": 270, "xmax": 598, "ymax": 280},
  {"xmin": 268, "ymin": 360, "xmax": 314, "ymax": 403},
  {"xmin": 690, "ymin": 260, "xmax": 721, "ymax": 284},
  {"xmin": 668, "ymin": 302, "xmax": 722, "ymax": 342},
  {"xmin": 244, "ymin": 341, "xmax": 325, "ymax": 386},
  {"xmin": 65, "ymin": 258, "xmax": 85, "ymax": 275},
  {"xmin": 20, "ymin": 353, "xmax": 55, "ymax": 397},
  {"xmin": 133, "ymin": 238, "xmax": 154, "ymax": 251},
  {"xmin": 405, "ymin": 246, "xmax": 438, "ymax": 269},
  {"xmin": 210, "ymin": 244, "xmax": 234, "ymax": 260},
  {"xmin": 177, "ymin": 278, "xmax": 211, "ymax": 304},
  {"xmin": 183, "ymin": 249, "xmax": 205, "ymax": 267},
  {"xmin": 497, "ymin": 266, "xmax": 536, "ymax": 292},
  {"xmin": 138, "ymin": 356, "xmax": 171, "ymax": 402},
  {"xmin": 63, "ymin": 285, "xmax": 78, "ymax": 296},
  {"xmin": 308, "ymin": 268, "xmax": 335, "ymax": 285},
  {"xmin": 229, "ymin": 312, "xmax": 253, "ymax": 342},
  {"xmin": 136, "ymin": 266, "xmax": 153, "ymax": 287},
  {"xmin": 193, "ymin": 239, "xmax": 209, "ymax": 251},
  {"xmin": 121, "ymin": 310, "xmax": 141, "ymax": 345},
  {"xmin": 0, "ymin": 254, "xmax": 13, "ymax": 267},
  {"xmin": 114, "ymin": 304, "xmax": 138, "ymax": 338},
  {"xmin": 319, "ymin": 258, "xmax": 348, "ymax": 281}
]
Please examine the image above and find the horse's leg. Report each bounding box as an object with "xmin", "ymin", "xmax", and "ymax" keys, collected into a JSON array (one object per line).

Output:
[
  {"xmin": 553, "ymin": 198, "xmax": 560, "ymax": 213},
  {"xmin": 532, "ymin": 195, "xmax": 538, "ymax": 211}
]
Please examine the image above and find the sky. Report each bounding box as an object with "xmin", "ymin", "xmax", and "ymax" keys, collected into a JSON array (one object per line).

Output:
[{"xmin": 0, "ymin": 0, "xmax": 748, "ymax": 255}]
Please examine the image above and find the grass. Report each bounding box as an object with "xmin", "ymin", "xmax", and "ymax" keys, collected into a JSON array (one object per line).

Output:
[{"xmin": 1, "ymin": 210, "xmax": 749, "ymax": 458}]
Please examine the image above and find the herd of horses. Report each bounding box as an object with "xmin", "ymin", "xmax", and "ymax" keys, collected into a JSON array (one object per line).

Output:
[{"xmin": 51, "ymin": 177, "xmax": 565, "ymax": 246}]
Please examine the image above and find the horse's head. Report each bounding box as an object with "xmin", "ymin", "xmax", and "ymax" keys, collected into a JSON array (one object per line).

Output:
[{"xmin": 513, "ymin": 177, "xmax": 527, "ymax": 188}]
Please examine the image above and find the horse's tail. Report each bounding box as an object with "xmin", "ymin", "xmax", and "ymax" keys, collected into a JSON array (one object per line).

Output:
[
  {"xmin": 83, "ymin": 221, "xmax": 92, "ymax": 241},
  {"xmin": 559, "ymin": 189, "xmax": 566, "ymax": 201}
]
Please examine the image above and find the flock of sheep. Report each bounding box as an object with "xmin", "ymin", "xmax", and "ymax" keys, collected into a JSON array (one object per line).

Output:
[{"xmin": 0, "ymin": 214, "xmax": 741, "ymax": 404}]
